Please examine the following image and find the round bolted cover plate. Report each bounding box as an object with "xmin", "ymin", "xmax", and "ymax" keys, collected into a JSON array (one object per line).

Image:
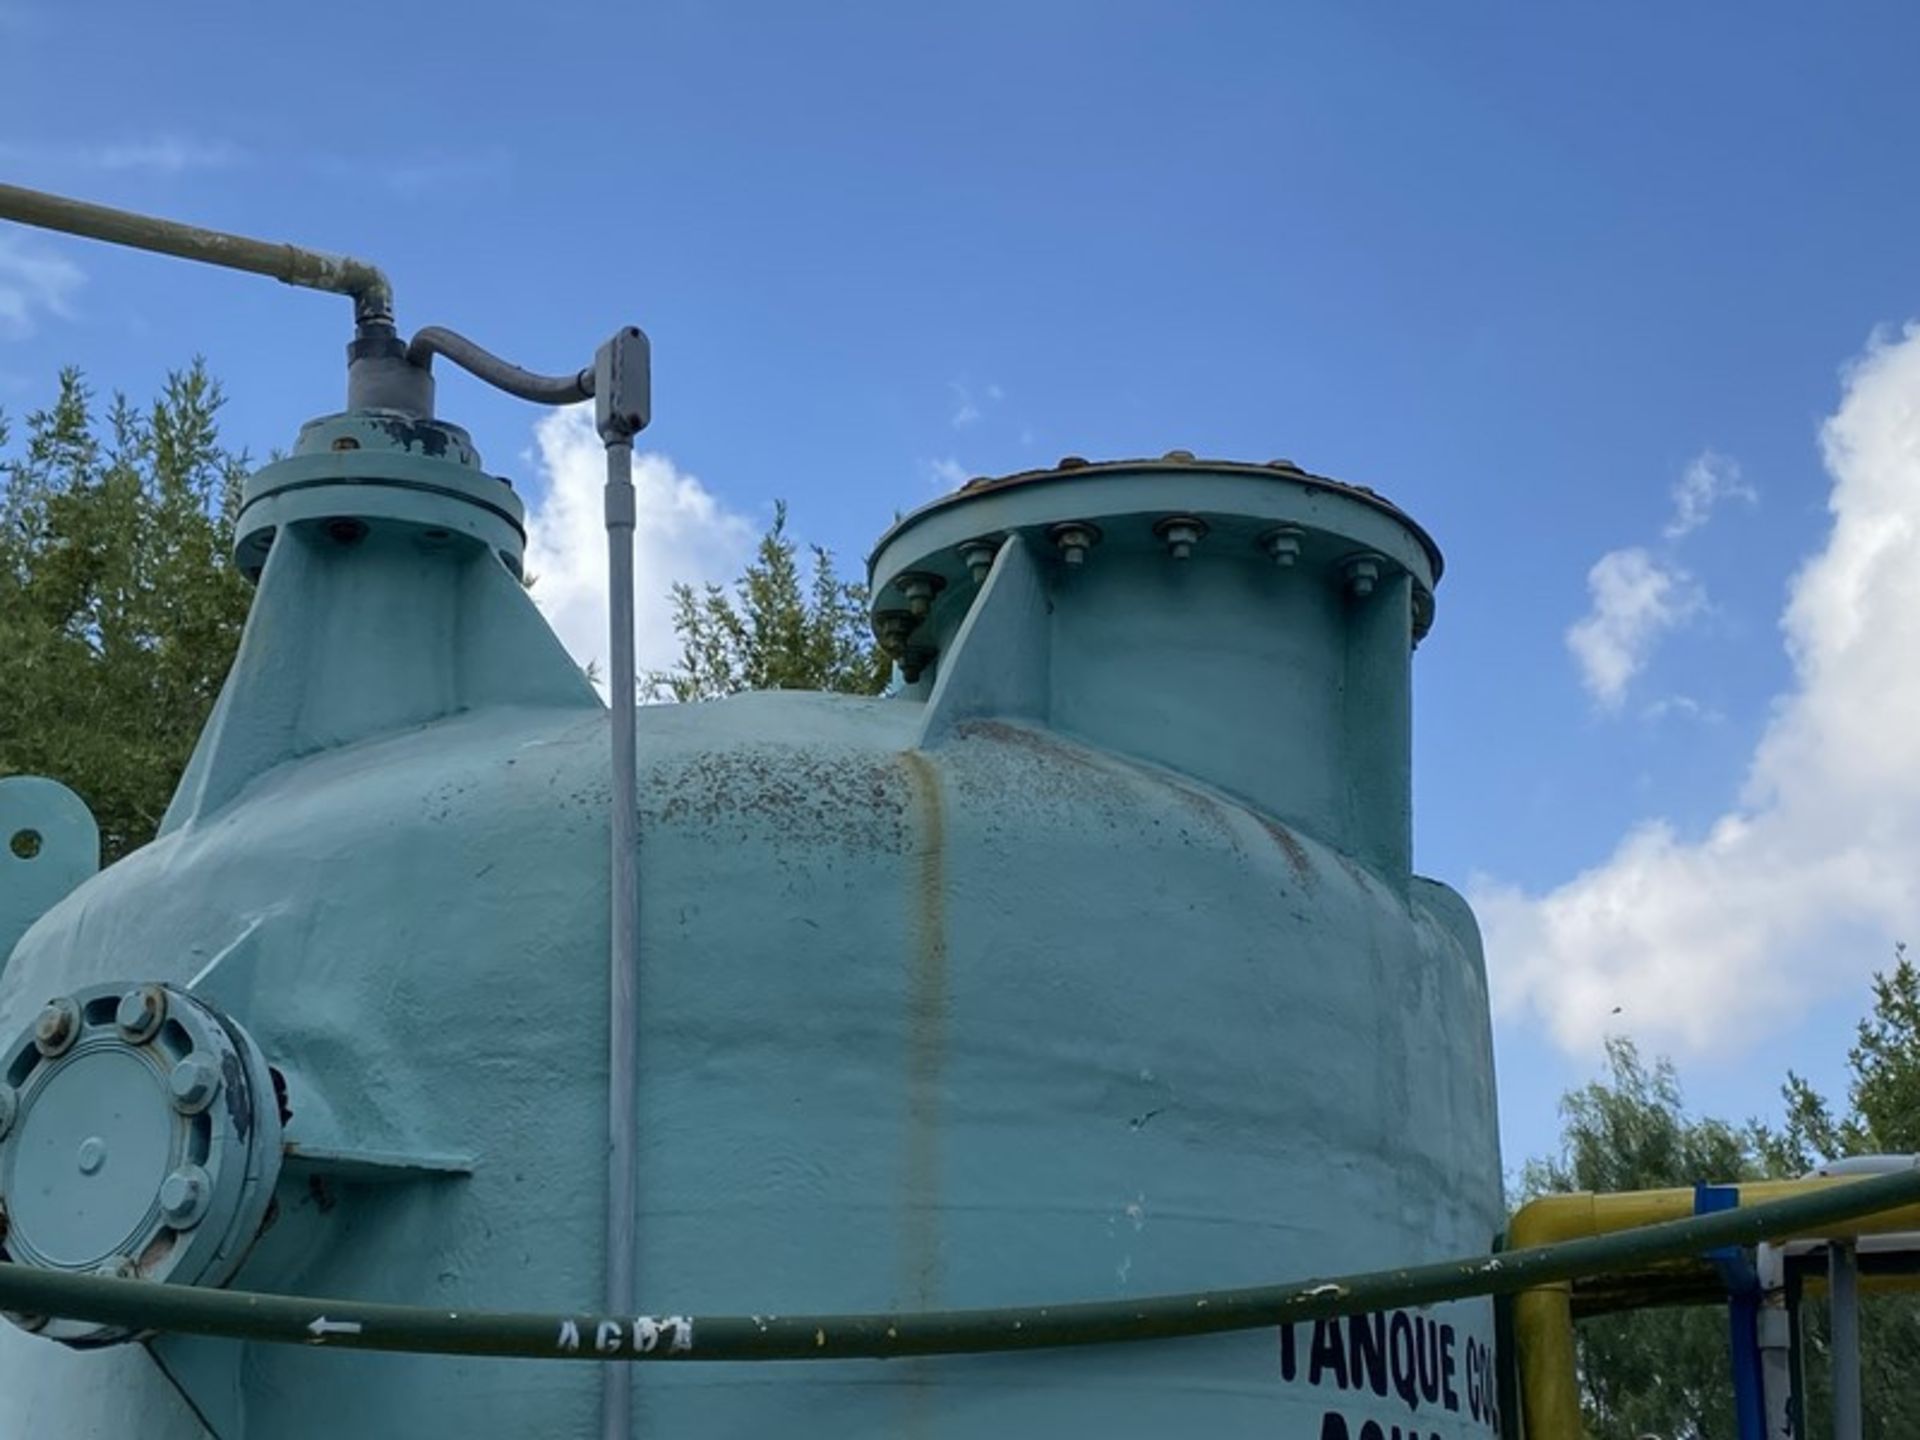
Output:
[
  {"xmin": 0, "ymin": 983, "xmax": 283, "ymax": 1345},
  {"xmin": 8, "ymin": 1048, "xmax": 174, "ymax": 1265}
]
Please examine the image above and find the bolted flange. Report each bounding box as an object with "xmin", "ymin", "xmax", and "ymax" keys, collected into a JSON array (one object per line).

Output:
[{"xmin": 0, "ymin": 982, "xmax": 284, "ymax": 1346}]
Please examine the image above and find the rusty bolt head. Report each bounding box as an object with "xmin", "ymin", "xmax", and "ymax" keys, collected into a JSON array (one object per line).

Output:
[
  {"xmin": 0, "ymin": 1085, "xmax": 15, "ymax": 1141},
  {"xmin": 114, "ymin": 985, "xmax": 168, "ymax": 1044},
  {"xmin": 872, "ymin": 610, "xmax": 915, "ymax": 658},
  {"xmin": 159, "ymin": 1165, "xmax": 212, "ymax": 1229},
  {"xmin": 167, "ymin": 1056, "xmax": 221, "ymax": 1115},
  {"xmin": 33, "ymin": 998, "xmax": 80, "ymax": 1057},
  {"xmin": 896, "ymin": 572, "xmax": 945, "ymax": 619}
]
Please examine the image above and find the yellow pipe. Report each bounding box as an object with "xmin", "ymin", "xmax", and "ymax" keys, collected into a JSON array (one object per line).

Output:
[{"xmin": 1509, "ymin": 1175, "xmax": 1920, "ymax": 1438}]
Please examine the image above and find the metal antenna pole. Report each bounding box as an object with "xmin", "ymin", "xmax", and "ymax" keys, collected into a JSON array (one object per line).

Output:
[{"xmin": 594, "ymin": 330, "xmax": 651, "ymax": 1440}]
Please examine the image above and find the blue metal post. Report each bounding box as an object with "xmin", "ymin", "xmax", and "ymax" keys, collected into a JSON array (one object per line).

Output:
[{"xmin": 1697, "ymin": 1184, "xmax": 1766, "ymax": 1440}]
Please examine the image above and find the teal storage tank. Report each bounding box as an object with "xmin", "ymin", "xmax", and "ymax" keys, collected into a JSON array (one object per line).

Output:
[{"xmin": 0, "ymin": 414, "xmax": 1501, "ymax": 1438}]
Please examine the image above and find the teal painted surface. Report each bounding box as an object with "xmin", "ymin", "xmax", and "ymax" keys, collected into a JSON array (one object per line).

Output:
[
  {"xmin": 0, "ymin": 434, "xmax": 1502, "ymax": 1437},
  {"xmin": 0, "ymin": 777, "xmax": 99, "ymax": 973}
]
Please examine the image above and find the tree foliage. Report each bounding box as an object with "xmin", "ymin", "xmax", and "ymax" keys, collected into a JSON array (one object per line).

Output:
[
  {"xmin": 0, "ymin": 364, "xmax": 252, "ymax": 863},
  {"xmin": 1521, "ymin": 1039, "xmax": 1752, "ymax": 1440},
  {"xmin": 1525, "ymin": 950, "xmax": 1920, "ymax": 1440},
  {"xmin": 647, "ymin": 500, "xmax": 889, "ymax": 702}
]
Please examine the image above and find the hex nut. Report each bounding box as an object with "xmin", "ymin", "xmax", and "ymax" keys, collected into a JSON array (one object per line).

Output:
[
  {"xmin": 114, "ymin": 985, "xmax": 168, "ymax": 1044},
  {"xmin": 32, "ymin": 998, "xmax": 80, "ymax": 1057},
  {"xmin": 1153, "ymin": 516, "xmax": 1208, "ymax": 561},
  {"xmin": 167, "ymin": 1056, "xmax": 221, "ymax": 1115},
  {"xmin": 957, "ymin": 539, "xmax": 1001, "ymax": 584},
  {"xmin": 1345, "ymin": 555, "xmax": 1384, "ymax": 599},
  {"xmin": 159, "ymin": 1166, "xmax": 212, "ymax": 1229}
]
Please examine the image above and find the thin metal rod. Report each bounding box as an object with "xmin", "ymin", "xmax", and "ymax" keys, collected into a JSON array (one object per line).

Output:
[
  {"xmin": 0, "ymin": 182, "xmax": 392, "ymax": 326},
  {"xmin": 3, "ymin": 1162, "xmax": 1920, "ymax": 1364},
  {"xmin": 1830, "ymin": 1240, "xmax": 1862, "ymax": 1440},
  {"xmin": 602, "ymin": 436, "xmax": 640, "ymax": 1437},
  {"xmin": 407, "ymin": 327, "xmax": 594, "ymax": 405}
]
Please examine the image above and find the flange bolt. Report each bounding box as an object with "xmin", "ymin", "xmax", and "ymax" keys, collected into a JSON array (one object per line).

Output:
[
  {"xmin": 957, "ymin": 539, "xmax": 1001, "ymax": 585},
  {"xmin": 33, "ymin": 998, "xmax": 80, "ymax": 1058},
  {"xmin": 1261, "ymin": 526, "xmax": 1305, "ymax": 568},
  {"xmin": 1345, "ymin": 555, "xmax": 1383, "ymax": 599},
  {"xmin": 1049, "ymin": 522, "xmax": 1101, "ymax": 567},
  {"xmin": 159, "ymin": 1166, "xmax": 212, "ymax": 1229},
  {"xmin": 115, "ymin": 985, "xmax": 168, "ymax": 1044},
  {"xmin": 95, "ymin": 1255, "xmax": 139, "ymax": 1280},
  {"xmin": 897, "ymin": 572, "xmax": 945, "ymax": 619},
  {"xmin": 167, "ymin": 1056, "xmax": 221, "ymax": 1115},
  {"xmin": 1153, "ymin": 516, "xmax": 1208, "ymax": 561}
]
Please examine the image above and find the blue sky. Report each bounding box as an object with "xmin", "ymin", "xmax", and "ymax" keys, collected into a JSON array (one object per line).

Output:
[{"xmin": 5, "ymin": 2, "xmax": 1920, "ymax": 1181}]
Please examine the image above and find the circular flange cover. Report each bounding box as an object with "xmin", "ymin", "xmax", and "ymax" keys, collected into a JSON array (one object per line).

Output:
[{"xmin": 0, "ymin": 983, "xmax": 283, "ymax": 1345}]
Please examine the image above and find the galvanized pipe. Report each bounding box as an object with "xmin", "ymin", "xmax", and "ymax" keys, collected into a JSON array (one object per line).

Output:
[
  {"xmin": 1829, "ymin": 1240, "xmax": 1862, "ymax": 1440},
  {"xmin": 1, "ymin": 1163, "xmax": 1918, "ymax": 1365},
  {"xmin": 601, "ymin": 434, "xmax": 640, "ymax": 1438},
  {"xmin": 407, "ymin": 326, "xmax": 594, "ymax": 406},
  {"xmin": 0, "ymin": 182, "xmax": 392, "ymax": 327}
]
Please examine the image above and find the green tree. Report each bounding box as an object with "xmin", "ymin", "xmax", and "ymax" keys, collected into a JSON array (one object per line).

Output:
[
  {"xmin": 1520, "ymin": 1037, "xmax": 1758, "ymax": 1440},
  {"xmin": 1525, "ymin": 950, "xmax": 1920, "ymax": 1440},
  {"xmin": 0, "ymin": 364, "xmax": 252, "ymax": 863},
  {"xmin": 648, "ymin": 500, "xmax": 889, "ymax": 702},
  {"xmin": 1752, "ymin": 945, "xmax": 1920, "ymax": 1440}
]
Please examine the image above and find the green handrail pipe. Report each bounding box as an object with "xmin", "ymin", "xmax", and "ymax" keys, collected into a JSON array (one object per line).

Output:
[{"xmin": 1, "ymin": 1164, "xmax": 1917, "ymax": 1365}]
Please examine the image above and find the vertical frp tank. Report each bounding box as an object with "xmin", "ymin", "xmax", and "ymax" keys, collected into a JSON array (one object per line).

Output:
[{"xmin": 0, "ymin": 425, "xmax": 1501, "ymax": 1438}]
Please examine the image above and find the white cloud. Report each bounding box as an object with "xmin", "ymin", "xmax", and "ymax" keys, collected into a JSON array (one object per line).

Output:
[
  {"xmin": 949, "ymin": 382, "xmax": 982, "ymax": 429},
  {"xmin": 925, "ymin": 456, "xmax": 971, "ymax": 489},
  {"xmin": 520, "ymin": 406, "xmax": 755, "ymax": 682},
  {"xmin": 1480, "ymin": 323, "xmax": 1920, "ymax": 1057},
  {"xmin": 1565, "ymin": 547, "xmax": 1702, "ymax": 708},
  {"xmin": 0, "ymin": 234, "xmax": 82, "ymax": 340},
  {"xmin": 1665, "ymin": 449, "xmax": 1757, "ymax": 539},
  {"xmin": 0, "ymin": 136, "xmax": 243, "ymax": 176}
]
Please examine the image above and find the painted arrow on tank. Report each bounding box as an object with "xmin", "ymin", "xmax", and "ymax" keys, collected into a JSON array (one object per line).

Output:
[{"xmin": 306, "ymin": 1316, "xmax": 364, "ymax": 1340}]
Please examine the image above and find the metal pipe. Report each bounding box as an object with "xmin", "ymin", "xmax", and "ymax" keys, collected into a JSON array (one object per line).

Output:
[
  {"xmin": 1830, "ymin": 1240, "xmax": 1862, "ymax": 1440},
  {"xmin": 601, "ymin": 433, "xmax": 640, "ymax": 1438},
  {"xmin": 1, "ymin": 1162, "xmax": 1918, "ymax": 1365},
  {"xmin": 1509, "ymin": 1173, "xmax": 1920, "ymax": 1439},
  {"xmin": 0, "ymin": 182, "xmax": 392, "ymax": 327},
  {"xmin": 407, "ymin": 327, "xmax": 594, "ymax": 406}
]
